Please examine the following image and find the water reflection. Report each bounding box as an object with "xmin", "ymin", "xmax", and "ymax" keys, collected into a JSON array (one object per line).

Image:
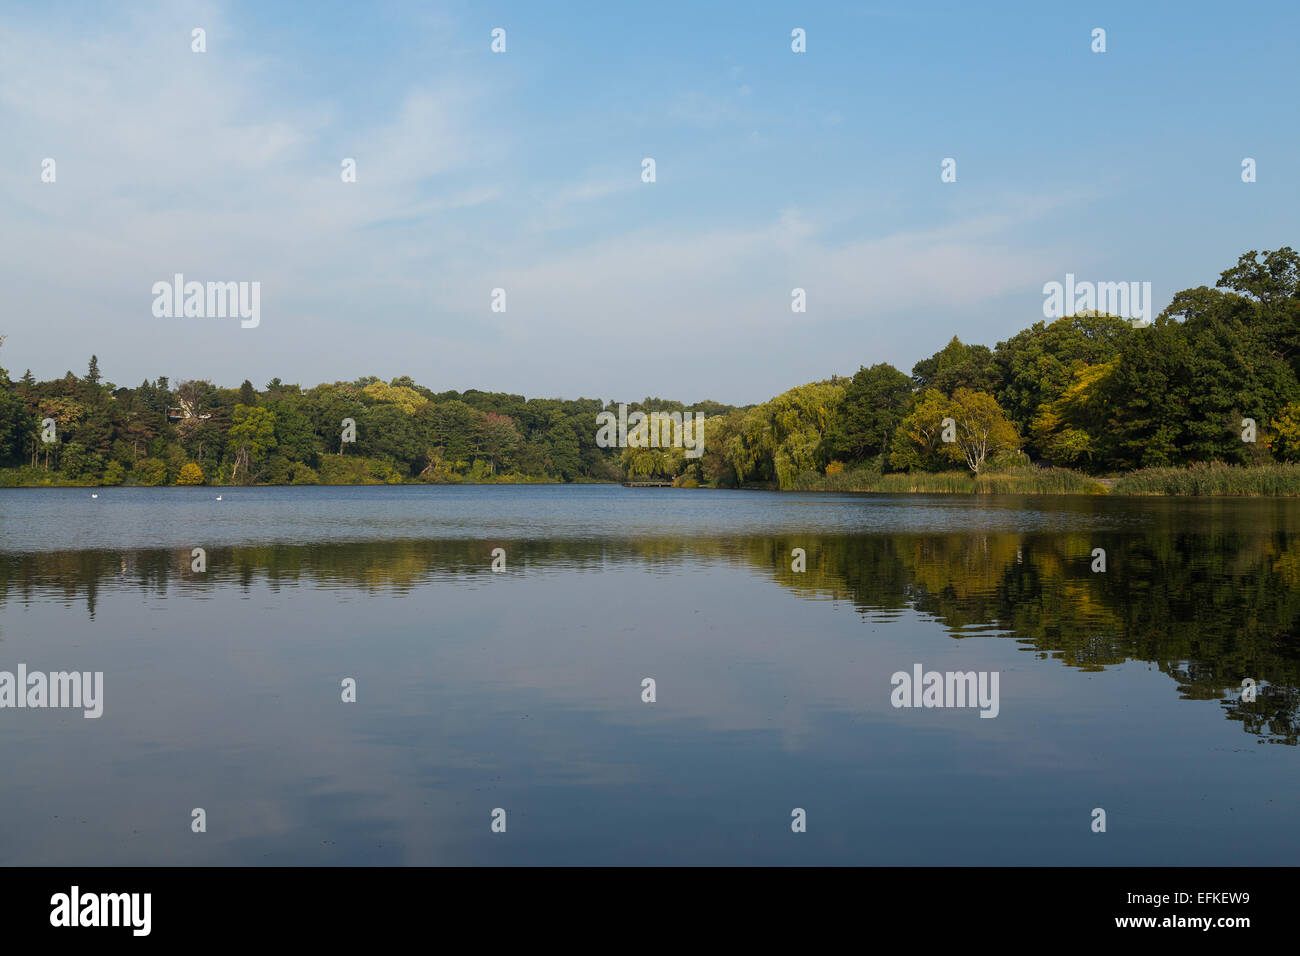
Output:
[{"xmin": 3, "ymin": 528, "xmax": 1297, "ymax": 744}]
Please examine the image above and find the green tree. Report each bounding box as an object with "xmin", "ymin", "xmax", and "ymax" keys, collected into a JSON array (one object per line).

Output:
[
  {"xmin": 478, "ymin": 412, "xmax": 521, "ymax": 474},
  {"xmin": 359, "ymin": 404, "xmax": 422, "ymax": 473},
  {"xmin": 544, "ymin": 418, "xmax": 582, "ymax": 480},
  {"xmin": 912, "ymin": 336, "xmax": 999, "ymax": 394},
  {"xmin": 61, "ymin": 442, "xmax": 104, "ymax": 480},
  {"xmin": 1099, "ymin": 293, "xmax": 1299, "ymax": 468},
  {"xmin": 265, "ymin": 396, "xmax": 319, "ymax": 466},
  {"xmin": 820, "ymin": 363, "xmax": 913, "ymax": 465},
  {"xmin": 890, "ymin": 390, "xmax": 953, "ymax": 472},
  {"xmin": 226, "ymin": 404, "xmax": 277, "ymax": 482},
  {"xmin": 0, "ymin": 390, "xmax": 33, "ymax": 465},
  {"xmin": 308, "ymin": 386, "xmax": 367, "ymax": 455},
  {"xmin": 416, "ymin": 400, "xmax": 480, "ymax": 471},
  {"xmin": 1215, "ymin": 247, "xmax": 1300, "ymax": 377},
  {"xmin": 993, "ymin": 312, "xmax": 1132, "ymax": 440},
  {"xmin": 134, "ymin": 457, "xmax": 168, "ymax": 486}
]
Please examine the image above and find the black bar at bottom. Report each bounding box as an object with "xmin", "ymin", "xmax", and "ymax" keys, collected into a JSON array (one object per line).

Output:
[{"xmin": 1, "ymin": 866, "xmax": 1278, "ymax": 942}]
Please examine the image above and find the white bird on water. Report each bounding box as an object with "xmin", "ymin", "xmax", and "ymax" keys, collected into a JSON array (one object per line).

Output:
[
  {"xmin": 216, "ymin": 495, "xmax": 223, "ymax": 501},
  {"xmin": 91, "ymin": 493, "xmax": 98, "ymax": 499}
]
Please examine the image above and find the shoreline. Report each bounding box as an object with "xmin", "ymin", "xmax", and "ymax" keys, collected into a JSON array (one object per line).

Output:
[{"xmin": 5, "ymin": 466, "xmax": 1300, "ymax": 497}]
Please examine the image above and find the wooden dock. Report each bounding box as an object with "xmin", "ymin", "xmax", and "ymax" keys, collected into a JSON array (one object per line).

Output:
[{"xmin": 622, "ymin": 480, "xmax": 675, "ymax": 487}]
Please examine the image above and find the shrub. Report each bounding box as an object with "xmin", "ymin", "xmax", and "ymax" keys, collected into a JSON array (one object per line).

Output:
[
  {"xmin": 289, "ymin": 463, "xmax": 319, "ymax": 485},
  {"xmin": 318, "ymin": 454, "xmax": 390, "ymax": 485},
  {"xmin": 134, "ymin": 457, "xmax": 168, "ymax": 486},
  {"xmin": 176, "ymin": 462, "xmax": 205, "ymax": 485}
]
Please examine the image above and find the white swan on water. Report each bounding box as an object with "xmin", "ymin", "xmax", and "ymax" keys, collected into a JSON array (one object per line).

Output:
[
  {"xmin": 91, "ymin": 493, "xmax": 98, "ymax": 499},
  {"xmin": 216, "ymin": 495, "xmax": 223, "ymax": 501}
]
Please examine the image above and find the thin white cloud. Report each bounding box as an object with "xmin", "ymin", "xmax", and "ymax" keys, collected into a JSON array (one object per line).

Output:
[{"xmin": 0, "ymin": 1, "xmax": 1091, "ymax": 404}]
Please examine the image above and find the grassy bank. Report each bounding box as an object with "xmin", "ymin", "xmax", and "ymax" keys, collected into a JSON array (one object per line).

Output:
[
  {"xmin": 785, "ymin": 462, "xmax": 1300, "ymax": 496},
  {"xmin": 7, "ymin": 462, "xmax": 1300, "ymax": 496},
  {"xmin": 0, "ymin": 466, "xmax": 599, "ymax": 489},
  {"xmin": 1111, "ymin": 462, "xmax": 1300, "ymax": 496},
  {"xmin": 0, "ymin": 466, "xmax": 101, "ymax": 487},
  {"xmin": 786, "ymin": 465, "xmax": 1108, "ymax": 495}
]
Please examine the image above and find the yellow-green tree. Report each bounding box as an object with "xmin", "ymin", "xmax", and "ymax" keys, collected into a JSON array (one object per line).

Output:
[
  {"xmin": 944, "ymin": 388, "xmax": 1020, "ymax": 474},
  {"xmin": 725, "ymin": 380, "xmax": 844, "ymax": 488},
  {"xmin": 620, "ymin": 414, "xmax": 706, "ymax": 479},
  {"xmin": 176, "ymin": 462, "xmax": 205, "ymax": 485},
  {"xmin": 1029, "ymin": 362, "xmax": 1113, "ymax": 467},
  {"xmin": 891, "ymin": 389, "xmax": 1020, "ymax": 474},
  {"xmin": 362, "ymin": 381, "xmax": 428, "ymax": 414},
  {"xmin": 1271, "ymin": 402, "xmax": 1300, "ymax": 462},
  {"xmin": 890, "ymin": 390, "xmax": 952, "ymax": 472},
  {"xmin": 134, "ymin": 457, "xmax": 168, "ymax": 486},
  {"xmin": 227, "ymin": 404, "xmax": 278, "ymax": 483}
]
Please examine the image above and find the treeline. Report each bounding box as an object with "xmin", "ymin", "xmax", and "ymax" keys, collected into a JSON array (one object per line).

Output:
[
  {"xmin": 0, "ymin": 364, "xmax": 738, "ymax": 486},
  {"xmin": 1, "ymin": 247, "xmax": 1298, "ymax": 488},
  {"xmin": 656, "ymin": 247, "xmax": 1300, "ymax": 488}
]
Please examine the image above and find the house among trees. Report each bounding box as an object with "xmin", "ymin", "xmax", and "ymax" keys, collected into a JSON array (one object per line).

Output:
[{"xmin": 166, "ymin": 400, "xmax": 212, "ymax": 422}]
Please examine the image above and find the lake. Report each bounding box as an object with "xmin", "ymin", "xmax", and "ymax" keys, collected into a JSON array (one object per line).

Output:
[{"xmin": 0, "ymin": 485, "xmax": 1296, "ymax": 865}]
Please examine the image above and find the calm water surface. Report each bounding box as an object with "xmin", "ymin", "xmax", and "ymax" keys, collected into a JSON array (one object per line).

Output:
[{"xmin": 0, "ymin": 485, "xmax": 1296, "ymax": 864}]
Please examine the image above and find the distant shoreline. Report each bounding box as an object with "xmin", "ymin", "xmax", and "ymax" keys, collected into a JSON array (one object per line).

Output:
[{"xmin": 5, "ymin": 463, "xmax": 1300, "ymax": 496}]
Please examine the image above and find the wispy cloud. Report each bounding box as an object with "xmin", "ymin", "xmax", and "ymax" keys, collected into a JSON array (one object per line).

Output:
[{"xmin": 0, "ymin": 0, "xmax": 1161, "ymax": 403}]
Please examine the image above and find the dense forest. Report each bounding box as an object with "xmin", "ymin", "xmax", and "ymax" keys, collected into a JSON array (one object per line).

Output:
[{"xmin": 1, "ymin": 247, "xmax": 1298, "ymax": 488}]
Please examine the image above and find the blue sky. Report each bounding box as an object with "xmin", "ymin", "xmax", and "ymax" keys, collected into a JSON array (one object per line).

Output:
[{"xmin": 2, "ymin": 0, "xmax": 1297, "ymax": 404}]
